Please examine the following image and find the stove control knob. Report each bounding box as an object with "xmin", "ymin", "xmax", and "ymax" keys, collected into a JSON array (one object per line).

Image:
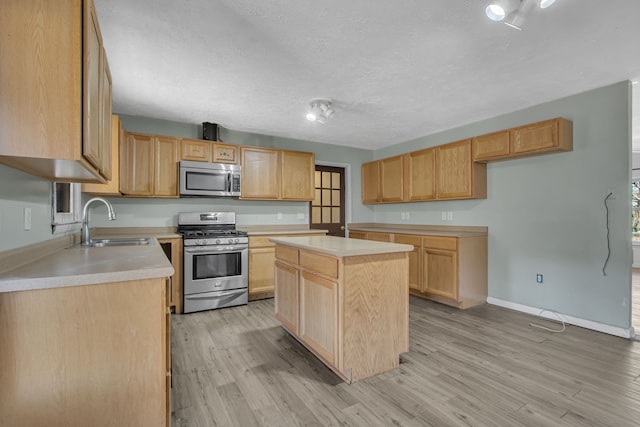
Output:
[
  {"xmin": 216, "ymin": 239, "xmax": 221, "ymax": 244},
  {"xmin": 228, "ymin": 238, "xmax": 233, "ymax": 244},
  {"xmin": 200, "ymin": 240, "xmax": 206, "ymax": 245},
  {"xmin": 234, "ymin": 238, "xmax": 239, "ymax": 243}
]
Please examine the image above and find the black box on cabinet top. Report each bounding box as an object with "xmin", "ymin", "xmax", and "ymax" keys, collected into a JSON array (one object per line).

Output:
[{"xmin": 202, "ymin": 122, "xmax": 218, "ymax": 141}]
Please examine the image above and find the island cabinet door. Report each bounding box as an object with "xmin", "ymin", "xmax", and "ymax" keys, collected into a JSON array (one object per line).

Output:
[
  {"xmin": 274, "ymin": 261, "xmax": 299, "ymax": 335},
  {"xmin": 299, "ymin": 271, "xmax": 339, "ymax": 365}
]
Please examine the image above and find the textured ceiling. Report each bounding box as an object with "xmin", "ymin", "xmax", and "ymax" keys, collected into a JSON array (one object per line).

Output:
[{"xmin": 94, "ymin": 0, "xmax": 640, "ymax": 150}]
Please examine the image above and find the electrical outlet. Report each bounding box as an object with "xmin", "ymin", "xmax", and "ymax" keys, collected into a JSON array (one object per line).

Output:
[
  {"xmin": 297, "ymin": 212, "xmax": 305, "ymax": 220},
  {"xmin": 24, "ymin": 207, "xmax": 31, "ymax": 231},
  {"xmin": 441, "ymin": 212, "xmax": 446, "ymax": 221},
  {"xmin": 536, "ymin": 274, "xmax": 543, "ymax": 284},
  {"xmin": 405, "ymin": 212, "xmax": 410, "ymax": 220},
  {"xmin": 277, "ymin": 212, "xmax": 283, "ymax": 220},
  {"xmin": 447, "ymin": 211, "xmax": 453, "ymax": 221}
]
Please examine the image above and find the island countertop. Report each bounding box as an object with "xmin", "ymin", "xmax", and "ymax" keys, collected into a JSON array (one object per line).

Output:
[
  {"xmin": 269, "ymin": 235, "xmax": 413, "ymax": 257},
  {"xmin": 0, "ymin": 240, "xmax": 174, "ymax": 293}
]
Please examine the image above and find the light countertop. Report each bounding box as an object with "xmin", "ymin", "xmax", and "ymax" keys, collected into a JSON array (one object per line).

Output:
[
  {"xmin": 348, "ymin": 224, "xmax": 487, "ymax": 238},
  {"xmin": 0, "ymin": 240, "xmax": 174, "ymax": 293},
  {"xmin": 91, "ymin": 227, "xmax": 181, "ymax": 240},
  {"xmin": 239, "ymin": 225, "xmax": 328, "ymax": 236},
  {"xmin": 269, "ymin": 235, "xmax": 413, "ymax": 257}
]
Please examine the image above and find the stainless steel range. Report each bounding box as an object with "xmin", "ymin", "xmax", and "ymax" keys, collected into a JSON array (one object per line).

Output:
[{"xmin": 178, "ymin": 211, "xmax": 248, "ymax": 313}]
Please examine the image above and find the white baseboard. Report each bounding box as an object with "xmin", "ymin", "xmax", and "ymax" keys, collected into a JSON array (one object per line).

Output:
[{"xmin": 486, "ymin": 297, "xmax": 635, "ymax": 339}]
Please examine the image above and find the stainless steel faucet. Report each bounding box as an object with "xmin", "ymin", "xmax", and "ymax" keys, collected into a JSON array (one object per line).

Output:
[{"xmin": 81, "ymin": 197, "xmax": 117, "ymax": 245}]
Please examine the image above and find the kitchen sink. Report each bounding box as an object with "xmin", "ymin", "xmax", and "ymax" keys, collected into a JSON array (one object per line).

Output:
[{"xmin": 87, "ymin": 237, "xmax": 153, "ymax": 247}]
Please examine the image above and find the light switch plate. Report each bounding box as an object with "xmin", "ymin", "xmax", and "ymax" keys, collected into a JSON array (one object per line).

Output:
[
  {"xmin": 441, "ymin": 212, "xmax": 446, "ymax": 221},
  {"xmin": 297, "ymin": 212, "xmax": 305, "ymax": 219},
  {"xmin": 447, "ymin": 211, "xmax": 453, "ymax": 221}
]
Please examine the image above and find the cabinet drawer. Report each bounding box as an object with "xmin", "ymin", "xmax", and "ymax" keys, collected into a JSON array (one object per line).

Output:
[
  {"xmin": 275, "ymin": 245, "xmax": 298, "ymax": 265},
  {"xmin": 300, "ymin": 250, "xmax": 339, "ymax": 279},
  {"xmin": 422, "ymin": 236, "xmax": 457, "ymax": 251},
  {"xmin": 366, "ymin": 232, "xmax": 393, "ymax": 242},
  {"xmin": 394, "ymin": 234, "xmax": 421, "ymax": 247}
]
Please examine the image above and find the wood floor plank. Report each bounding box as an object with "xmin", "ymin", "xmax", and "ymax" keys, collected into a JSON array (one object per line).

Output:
[{"xmin": 171, "ymin": 297, "xmax": 640, "ymax": 426}]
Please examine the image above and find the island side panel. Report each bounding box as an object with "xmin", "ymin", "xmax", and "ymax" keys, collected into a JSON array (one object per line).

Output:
[{"xmin": 342, "ymin": 252, "xmax": 409, "ymax": 382}]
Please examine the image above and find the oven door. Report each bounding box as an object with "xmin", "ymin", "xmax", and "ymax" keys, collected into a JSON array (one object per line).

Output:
[{"xmin": 183, "ymin": 245, "xmax": 248, "ymax": 295}]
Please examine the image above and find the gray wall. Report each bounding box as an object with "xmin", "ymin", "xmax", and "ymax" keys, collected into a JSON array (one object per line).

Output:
[
  {"xmin": 0, "ymin": 164, "xmax": 55, "ymax": 251},
  {"xmin": 374, "ymin": 81, "xmax": 632, "ymax": 330},
  {"xmin": 0, "ymin": 81, "xmax": 633, "ymax": 332}
]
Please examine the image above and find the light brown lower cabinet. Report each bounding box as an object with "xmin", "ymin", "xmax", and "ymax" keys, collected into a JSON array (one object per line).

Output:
[
  {"xmin": 0, "ymin": 278, "xmax": 170, "ymax": 427},
  {"xmin": 394, "ymin": 234, "xmax": 422, "ymax": 292},
  {"xmin": 353, "ymin": 230, "xmax": 488, "ymax": 309},
  {"xmin": 248, "ymin": 232, "xmax": 326, "ymax": 300},
  {"xmin": 274, "ymin": 244, "xmax": 409, "ymax": 383},
  {"xmin": 159, "ymin": 237, "xmax": 183, "ymax": 314}
]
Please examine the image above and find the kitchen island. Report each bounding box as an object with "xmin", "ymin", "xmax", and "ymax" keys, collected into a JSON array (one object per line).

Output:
[{"xmin": 270, "ymin": 235, "xmax": 413, "ymax": 383}]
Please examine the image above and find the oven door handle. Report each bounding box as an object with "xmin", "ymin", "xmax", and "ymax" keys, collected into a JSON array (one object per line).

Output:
[
  {"xmin": 184, "ymin": 246, "xmax": 247, "ymax": 254},
  {"xmin": 185, "ymin": 289, "xmax": 247, "ymax": 299}
]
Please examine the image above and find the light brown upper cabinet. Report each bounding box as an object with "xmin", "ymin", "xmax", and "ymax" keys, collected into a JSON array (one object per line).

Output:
[
  {"xmin": 0, "ymin": 0, "xmax": 112, "ymax": 183},
  {"xmin": 472, "ymin": 130, "xmax": 510, "ymax": 162},
  {"xmin": 121, "ymin": 133, "xmax": 179, "ymax": 197},
  {"xmin": 212, "ymin": 142, "xmax": 239, "ymax": 164},
  {"xmin": 154, "ymin": 136, "xmax": 180, "ymax": 197},
  {"xmin": 362, "ymin": 117, "xmax": 571, "ymax": 204},
  {"xmin": 180, "ymin": 139, "xmax": 239, "ymax": 164},
  {"xmin": 82, "ymin": 115, "xmax": 122, "ymax": 196},
  {"xmin": 406, "ymin": 148, "xmax": 436, "ymax": 201},
  {"xmin": 380, "ymin": 155, "xmax": 405, "ymax": 202},
  {"xmin": 98, "ymin": 50, "xmax": 113, "ymax": 181},
  {"xmin": 241, "ymin": 147, "xmax": 280, "ymax": 199},
  {"xmin": 361, "ymin": 161, "xmax": 381, "ymax": 204},
  {"xmin": 473, "ymin": 118, "xmax": 573, "ymax": 162},
  {"xmin": 281, "ymin": 150, "xmax": 315, "ymax": 200},
  {"xmin": 436, "ymin": 139, "xmax": 487, "ymax": 200},
  {"xmin": 240, "ymin": 147, "xmax": 314, "ymax": 201},
  {"xmin": 180, "ymin": 139, "xmax": 210, "ymax": 162},
  {"xmin": 511, "ymin": 118, "xmax": 572, "ymax": 156}
]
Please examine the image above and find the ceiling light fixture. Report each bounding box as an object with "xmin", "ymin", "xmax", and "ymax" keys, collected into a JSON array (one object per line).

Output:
[
  {"xmin": 306, "ymin": 99, "xmax": 334, "ymax": 124},
  {"xmin": 485, "ymin": 0, "xmax": 520, "ymax": 21},
  {"xmin": 486, "ymin": 0, "xmax": 558, "ymax": 29}
]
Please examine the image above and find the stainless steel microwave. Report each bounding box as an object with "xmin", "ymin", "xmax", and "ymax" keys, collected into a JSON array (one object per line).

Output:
[{"xmin": 179, "ymin": 161, "xmax": 241, "ymax": 197}]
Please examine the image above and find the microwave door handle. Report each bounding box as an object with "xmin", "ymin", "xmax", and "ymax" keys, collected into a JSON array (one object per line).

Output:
[{"xmin": 227, "ymin": 172, "xmax": 231, "ymax": 192}]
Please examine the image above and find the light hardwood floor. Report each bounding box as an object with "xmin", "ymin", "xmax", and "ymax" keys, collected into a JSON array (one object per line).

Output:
[{"xmin": 171, "ymin": 297, "xmax": 640, "ymax": 426}]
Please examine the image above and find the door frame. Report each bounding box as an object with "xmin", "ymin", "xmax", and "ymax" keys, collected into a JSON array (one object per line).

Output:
[{"xmin": 313, "ymin": 161, "xmax": 352, "ymax": 236}]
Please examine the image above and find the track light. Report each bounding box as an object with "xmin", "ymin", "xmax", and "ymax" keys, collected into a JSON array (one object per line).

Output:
[
  {"xmin": 485, "ymin": 0, "xmax": 521, "ymax": 21},
  {"xmin": 486, "ymin": 0, "xmax": 558, "ymax": 30},
  {"xmin": 306, "ymin": 99, "xmax": 334, "ymax": 124}
]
